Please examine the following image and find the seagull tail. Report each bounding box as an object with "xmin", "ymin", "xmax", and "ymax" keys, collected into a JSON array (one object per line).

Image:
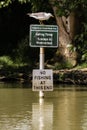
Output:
[{"xmin": 26, "ymin": 13, "xmax": 31, "ymax": 16}]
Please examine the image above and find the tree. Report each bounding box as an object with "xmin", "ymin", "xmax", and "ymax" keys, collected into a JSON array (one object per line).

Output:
[
  {"xmin": 23, "ymin": 0, "xmax": 80, "ymax": 67},
  {"xmin": 0, "ymin": 0, "xmax": 87, "ymax": 67},
  {"xmin": 26, "ymin": 0, "xmax": 78, "ymax": 66},
  {"xmin": 28, "ymin": 0, "xmax": 87, "ymax": 67}
]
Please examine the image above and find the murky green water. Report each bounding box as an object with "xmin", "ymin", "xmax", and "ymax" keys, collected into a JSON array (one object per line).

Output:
[{"xmin": 0, "ymin": 83, "xmax": 87, "ymax": 130}]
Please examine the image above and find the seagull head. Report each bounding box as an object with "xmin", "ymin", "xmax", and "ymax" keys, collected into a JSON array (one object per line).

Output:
[{"xmin": 47, "ymin": 13, "xmax": 54, "ymax": 18}]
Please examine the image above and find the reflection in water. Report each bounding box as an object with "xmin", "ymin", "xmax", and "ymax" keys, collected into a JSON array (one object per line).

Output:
[
  {"xmin": 80, "ymin": 96, "xmax": 87, "ymax": 130},
  {"xmin": 0, "ymin": 83, "xmax": 87, "ymax": 130},
  {"xmin": 0, "ymin": 88, "xmax": 32, "ymax": 130},
  {"xmin": 32, "ymin": 98, "xmax": 53, "ymax": 130},
  {"xmin": 52, "ymin": 90, "xmax": 87, "ymax": 130}
]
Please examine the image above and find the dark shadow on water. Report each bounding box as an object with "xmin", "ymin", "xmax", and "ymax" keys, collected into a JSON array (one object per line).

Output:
[{"xmin": 0, "ymin": 82, "xmax": 87, "ymax": 92}]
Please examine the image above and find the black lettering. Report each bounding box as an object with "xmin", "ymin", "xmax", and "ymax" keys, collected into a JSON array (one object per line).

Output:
[
  {"xmin": 40, "ymin": 71, "xmax": 46, "ymax": 75},
  {"xmin": 40, "ymin": 81, "xmax": 45, "ymax": 84}
]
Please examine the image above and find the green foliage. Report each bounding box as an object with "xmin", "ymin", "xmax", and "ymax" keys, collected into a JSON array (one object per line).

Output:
[
  {"xmin": 0, "ymin": 0, "xmax": 50, "ymax": 11},
  {"xmin": 54, "ymin": 61, "xmax": 73, "ymax": 70},
  {"xmin": 53, "ymin": 0, "xmax": 87, "ymax": 64},
  {"xmin": 0, "ymin": 0, "xmax": 53, "ymax": 14},
  {"xmin": 0, "ymin": 55, "xmax": 25, "ymax": 68},
  {"xmin": 15, "ymin": 36, "xmax": 32, "ymax": 64},
  {"xmin": 14, "ymin": 35, "xmax": 39, "ymax": 66},
  {"xmin": 30, "ymin": 0, "xmax": 51, "ymax": 12},
  {"xmin": 0, "ymin": 0, "xmax": 12, "ymax": 8},
  {"xmin": 0, "ymin": 56, "xmax": 13, "ymax": 67},
  {"xmin": 0, "ymin": 55, "xmax": 32, "ymax": 70},
  {"xmin": 54, "ymin": 0, "xmax": 87, "ymax": 17},
  {"xmin": 0, "ymin": 0, "xmax": 87, "ymax": 68},
  {"xmin": 74, "ymin": 22, "xmax": 87, "ymax": 62},
  {"xmin": 0, "ymin": 0, "xmax": 30, "ymax": 8}
]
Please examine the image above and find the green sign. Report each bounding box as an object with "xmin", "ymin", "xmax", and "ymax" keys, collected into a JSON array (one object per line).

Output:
[{"xmin": 29, "ymin": 24, "xmax": 58, "ymax": 47}]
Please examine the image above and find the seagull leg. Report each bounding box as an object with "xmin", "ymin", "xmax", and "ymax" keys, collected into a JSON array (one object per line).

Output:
[{"xmin": 39, "ymin": 20, "xmax": 44, "ymax": 25}]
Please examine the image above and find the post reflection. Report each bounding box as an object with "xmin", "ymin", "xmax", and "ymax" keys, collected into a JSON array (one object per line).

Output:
[
  {"xmin": 32, "ymin": 98, "xmax": 53, "ymax": 130},
  {"xmin": 1, "ymin": 87, "xmax": 87, "ymax": 130},
  {"xmin": 52, "ymin": 90, "xmax": 87, "ymax": 130}
]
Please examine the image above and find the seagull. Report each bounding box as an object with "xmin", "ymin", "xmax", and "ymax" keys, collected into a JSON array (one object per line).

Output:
[{"xmin": 27, "ymin": 12, "xmax": 54, "ymax": 24}]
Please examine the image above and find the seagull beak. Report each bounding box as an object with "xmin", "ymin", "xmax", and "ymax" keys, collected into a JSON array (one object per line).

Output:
[{"xmin": 51, "ymin": 14, "xmax": 54, "ymax": 17}]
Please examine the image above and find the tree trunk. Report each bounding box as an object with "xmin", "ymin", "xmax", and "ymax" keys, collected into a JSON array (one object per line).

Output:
[{"xmin": 50, "ymin": 2, "xmax": 78, "ymax": 66}]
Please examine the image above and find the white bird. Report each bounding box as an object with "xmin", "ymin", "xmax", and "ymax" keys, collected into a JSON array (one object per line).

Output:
[{"xmin": 27, "ymin": 12, "xmax": 54, "ymax": 24}]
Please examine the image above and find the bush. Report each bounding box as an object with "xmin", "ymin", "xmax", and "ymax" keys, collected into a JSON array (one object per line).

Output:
[{"xmin": 0, "ymin": 56, "xmax": 13, "ymax": 67}]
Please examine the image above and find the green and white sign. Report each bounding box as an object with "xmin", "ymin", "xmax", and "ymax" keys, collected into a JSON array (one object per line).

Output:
[{"xmin": 29, "ymin": 24, "xmax": 58, "ymax": 47}]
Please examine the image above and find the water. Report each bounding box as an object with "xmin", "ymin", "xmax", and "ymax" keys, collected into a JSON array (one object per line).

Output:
[{"xmin": 0, "ymin": 83, "xmax": 87, "ymax": 130}]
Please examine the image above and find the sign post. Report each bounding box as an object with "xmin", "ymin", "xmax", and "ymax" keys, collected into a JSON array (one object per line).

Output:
[
  {"xmin": 29, "ymin": 24, "xmax": 58, "ymax": 98},
  {"xmin": 39, "ymin": 47, "xmax": 44, "ymax": 97}
]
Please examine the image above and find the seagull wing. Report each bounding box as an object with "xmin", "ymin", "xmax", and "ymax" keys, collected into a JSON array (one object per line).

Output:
[
  {"xmin": 30, "ymin": 12, "xmax": 46, "ymax": 17},
  {"xmin": 27, "ymin": 12, "xmax": 47, "ymax": 20}
]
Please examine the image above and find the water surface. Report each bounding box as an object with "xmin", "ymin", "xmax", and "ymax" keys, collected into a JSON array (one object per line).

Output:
[{"xmin": 0, "ymin": 83, "xmax": 87, "ymax": 130}]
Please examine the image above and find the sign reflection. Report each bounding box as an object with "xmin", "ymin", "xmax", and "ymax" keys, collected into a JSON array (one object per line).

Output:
[{"xmin": 32, "ymin": 98, "xmax": 53, "ymax": 130}]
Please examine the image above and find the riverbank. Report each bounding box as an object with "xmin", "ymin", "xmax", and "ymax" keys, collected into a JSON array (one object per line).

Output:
[
  {"xmin": 53, "ymin": 68, "xmax": 87, "ymax": 85},
  {"xmin": 0, "ymin": 67, "xmax": 87, "ymax": 85}
]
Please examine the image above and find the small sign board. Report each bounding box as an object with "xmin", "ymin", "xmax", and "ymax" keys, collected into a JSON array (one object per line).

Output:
[
  {"xmin": 30, "ymin": 24, "xmax": 58, "ymax": 47},
  {"xmin": 32, "ymin": 69, "xmax": 53, "ymax": 91}
]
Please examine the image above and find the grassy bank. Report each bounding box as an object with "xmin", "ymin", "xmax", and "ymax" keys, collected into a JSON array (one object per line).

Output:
[{"xmin": 0, "ymin": 56, "xmax": 87, "ymax": 85}]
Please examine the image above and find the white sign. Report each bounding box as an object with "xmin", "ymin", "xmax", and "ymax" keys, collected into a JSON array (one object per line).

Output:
[{"xmin": 32, "ymin": 69, "xmax": 53, "ymax": 91}]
